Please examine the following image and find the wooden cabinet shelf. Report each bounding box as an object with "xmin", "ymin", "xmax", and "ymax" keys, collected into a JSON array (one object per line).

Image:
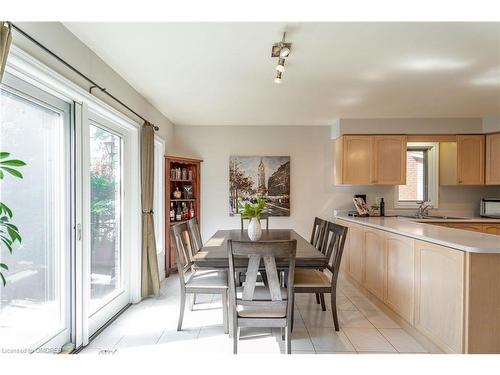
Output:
[{"xmin": 165, "ymin": 155, "xmax": 202, "ymax": 277}]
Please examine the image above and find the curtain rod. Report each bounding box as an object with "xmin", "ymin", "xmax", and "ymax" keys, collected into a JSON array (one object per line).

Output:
[{"xmin": 8, "ymin": 22, "xmax": 159, "ymax": 131}]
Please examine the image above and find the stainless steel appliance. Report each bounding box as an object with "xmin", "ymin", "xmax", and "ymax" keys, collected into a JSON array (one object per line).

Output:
[{"xmin": 480, "ymin": 198, "xmax": 500, "ymax": 218}]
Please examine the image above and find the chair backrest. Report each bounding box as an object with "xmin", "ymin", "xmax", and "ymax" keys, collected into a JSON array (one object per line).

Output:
[
  {"xmin": 187, "ymin": 218, "xmax": 203, "ymax": 255},
  {"xmin": 170, "ymin": 222, "xmax": 194, "ymax": 284},
  {"xmin": 240, "ymin": 214, "xmax": 270, "ymax": 230},
  {"xmin": 227, "ymin": 239, "xmax": 296, "ymax": 316},
  {"xmin": 310, "ymin": 217, "xmax": 327, "ymax": 253},
  {"xmin": 322, "ymin": 221, "xmax": 348, "ymax": 284}
]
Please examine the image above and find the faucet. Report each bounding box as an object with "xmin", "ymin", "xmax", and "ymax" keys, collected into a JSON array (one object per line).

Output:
[{"xmin": 416, "ymin": 201, "xmax": 432, "ymax": 218}]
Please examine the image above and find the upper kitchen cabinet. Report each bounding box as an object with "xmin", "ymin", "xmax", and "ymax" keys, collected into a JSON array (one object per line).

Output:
[
  {"xmin": 457, "ymin": 135, "xmax": 485, "ymax": 185},
  {"xmin": 485, "ymin": 133, "xmax": 500, "ymax": 185},
  {"xmin": 335, "ymin": 135, "xmax": 372, "ymax": 184},
  {"xmin": 372, "ymin": 135, "xmax": 407, "ymax": 185},
  {"xmin": 334, "ymin": 135, "xmax": 407, "ymax": 185}
]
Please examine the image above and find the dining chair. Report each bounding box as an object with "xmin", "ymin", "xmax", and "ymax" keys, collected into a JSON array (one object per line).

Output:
[
  {"xmin": 294, "ymin": 221, "xmax": 348, "ymax": 331},
  {"xmin": 310, "ymin": 217, "xmax": 327, "ymax": 252},
  {"xmin": 187, "ymin": 217, "xmax": 203, "ymax": 255},
  {"xmin": 186, "ymin": 217, "xmax": 204, "ymax": 309},
  {"xmin": 171, "ymin": 222, "xmax": 229, "ymax": 333},
  {"xmin": 310, "ymin": 217, "xmax": 328, "ymax": 308},
  {"xmin": 227, "ymin": 239, "xmax": 297, "ymax": 354},
  {"xmin": 240, "ymin": 213, "xmax": 270, "ymax": 230}
]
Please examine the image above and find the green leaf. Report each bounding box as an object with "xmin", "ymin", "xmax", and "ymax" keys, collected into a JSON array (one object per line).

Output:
[
  {"xmin": 0, "ymin": 203, "xmax": 13, "ymax": 218},
  {"xmin": 0, "ymin": 263, "xmax": 8, "ymax": 270},
  {"xmin": 0, "ymin": 271, "xmax": 6, "ymax": 286},
  {"xmin": 0, "ymin": 169, "xmax": 3, "ymax": 179},
  {"xmin": 0, "ymin": 166, "xmax": 23, "ymax": 178},
  {"xmin": 1, "ymin": 237, "xmax": 13, "ymax": 253},
  {"xmin": 0, "ymin": 159, "xmax": 26, "ymax": 166},
  {"xmin": 0, "ymin": 152, "xmax": 10, "ymax": 159}
]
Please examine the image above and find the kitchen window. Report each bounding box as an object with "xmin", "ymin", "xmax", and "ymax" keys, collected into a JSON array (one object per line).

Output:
[{"xmin": 395, "ymin": 142, "xmax": 439, "ymax": 209}]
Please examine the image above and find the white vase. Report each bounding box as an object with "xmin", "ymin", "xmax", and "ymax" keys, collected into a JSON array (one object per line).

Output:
[{"xmin": 247, "ymin": 217, "xmax": 262, "ymax": 241}]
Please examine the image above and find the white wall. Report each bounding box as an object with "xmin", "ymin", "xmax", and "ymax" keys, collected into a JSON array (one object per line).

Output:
[
  {"xmin": 333, "ymin": 118, "xmax": 483, "ymax": 137},
  {"xmin": 172, "ymin": 125, "xmax": 499, "ymax": 242},
  {"xmin": 10, "ymin": 22, "xmax": 175, "ymax": 149}
]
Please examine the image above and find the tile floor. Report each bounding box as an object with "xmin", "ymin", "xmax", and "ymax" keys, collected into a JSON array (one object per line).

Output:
[{"xmin": 80, "ymin": 274, "xmax": 429, "ymax": 355}]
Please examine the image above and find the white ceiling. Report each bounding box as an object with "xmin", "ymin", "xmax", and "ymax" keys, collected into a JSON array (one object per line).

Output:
[{"xmin": 64, "ymin": 22, "xmax": 500, "ymax": 126}]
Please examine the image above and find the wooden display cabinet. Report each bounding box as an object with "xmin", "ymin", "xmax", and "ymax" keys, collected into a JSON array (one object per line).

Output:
[{"xmin": 164, "ymin": 155, "xmax": 202, "ymax": 276}]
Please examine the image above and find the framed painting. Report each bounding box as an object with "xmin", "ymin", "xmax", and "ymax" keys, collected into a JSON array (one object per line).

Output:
[{"xmin": 229, "ymin": 155, "xmax": 290, "ymax": 216}]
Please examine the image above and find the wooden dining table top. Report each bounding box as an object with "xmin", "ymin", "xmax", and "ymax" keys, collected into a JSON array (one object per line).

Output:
[{"xmin": 192, "ymin": 229, "xmax": 328, "ymax": 269}]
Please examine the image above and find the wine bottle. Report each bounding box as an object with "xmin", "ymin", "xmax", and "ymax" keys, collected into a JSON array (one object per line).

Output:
[
  {"xmin": 189, "ymin": 202, "xmax": 195, "ymax": 219},
  {"xmin": 175, "ymin": 203, "xmax": 182, "ymax": 221},
  {"xmin": 170, "ymin": 202, "xmax": 175, "ymax": 221}
]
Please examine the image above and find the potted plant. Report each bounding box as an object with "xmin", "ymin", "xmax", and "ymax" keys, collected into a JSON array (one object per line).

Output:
[
  {"xmin": 0, "ymin": 151, "xmax": 26, "ymax": 286},
  {"xmin": 239, "ymin": 197, "xmax": 267, "ymax": 241}
]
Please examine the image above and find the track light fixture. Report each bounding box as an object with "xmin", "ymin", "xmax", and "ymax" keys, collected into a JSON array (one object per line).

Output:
[
  {"xmin": 274, "ymin": 71, "xmax": 282, "ymax": 84},
  {"xmin": 271, "ymin": 32, "xmax": 292, "ymax": 83},
  {"xmin": 275, "ymin": 58, "xmax": 286, "ymax": 73}
]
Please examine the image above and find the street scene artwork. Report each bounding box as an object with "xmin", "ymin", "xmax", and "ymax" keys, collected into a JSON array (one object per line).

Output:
[{"xmin": 229, "ymin": 156, "xmax": 290, "ymax": 216}]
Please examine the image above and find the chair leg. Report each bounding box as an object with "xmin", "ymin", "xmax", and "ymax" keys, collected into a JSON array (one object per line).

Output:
[
  {"xmin": 189, "ymin": 293, "xmax": 194, "ymax": 311},
  {"xmin": 291, "ymin": 302, "xmax": 295, "ymax": 332},
  {"xmin": 233, "ymin": 326, "xmax": 238, "ymax": 354},
  {"xmin": 281, "ymin": 327, "xmax": 285, "ymax": 341},
  {"xmin": 319, "ymin": 293, "xmax": 326, "ymax": 311},
  {"xmin": 177, "ymin": 292, "xmax": 186, "ymax": 331},
  {"xmin": 331, "ymin": 290, "xmax": 340, "ymax": 331},
  {"xmin": 285, "ymin": 324, "xmax": 292, "ymax": 354},
  {"xmin": 222, "ymin": 290, "xmax": 228, "ymax": 334},
  {"xmin": 315, "ymin": 293, "xmax": 320, "ymax": 304}
]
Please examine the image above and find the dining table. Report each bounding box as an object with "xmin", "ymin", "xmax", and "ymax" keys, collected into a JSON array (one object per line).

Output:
[{"xmin": 192, "ymin": 229, "xmax": 328, "ymax": 269}]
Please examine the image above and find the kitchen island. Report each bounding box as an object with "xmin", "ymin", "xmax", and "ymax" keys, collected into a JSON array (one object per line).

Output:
[{"xmin": 335, "ymin": 215, "xmax": 500, "ymax": 354}]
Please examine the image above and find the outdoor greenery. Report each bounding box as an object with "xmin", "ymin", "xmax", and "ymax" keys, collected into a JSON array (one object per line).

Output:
[
  {"xmin": 239, "ymin": 197, "xmax": 267, "ymax": 220},
  {"xmin": 0, "ymin": 151, "xmax": 26, "ymax": 286}
]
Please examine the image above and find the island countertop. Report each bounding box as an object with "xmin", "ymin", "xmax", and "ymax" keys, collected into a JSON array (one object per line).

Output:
[{"xmin": 335, "ymin": 215, "xmax": 500, "ymax": 254}]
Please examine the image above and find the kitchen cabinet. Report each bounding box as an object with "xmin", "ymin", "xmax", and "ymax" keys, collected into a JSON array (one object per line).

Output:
[
  {"xmin": 482, "ymin": 225, "xmax": 500, "ymax": 235},
  {"xmin": 334, "ymin": 135, "xmax": 406, "ymax": 185},
  {"xmin": 414, "ymin": 240, "xmax": 465, "ymax": 353},
  {"xmin": 447, "ymin": 223, "xmax": 483, "ymax": 232},
  {"xmin": 385, "ymin": 234, "xmax": 414, "ymax": 324},
  {"xmin": 336, "ymin": 217, "xmax": 500, "ymax": 353},
  {"xmin": 428, "ymin": 222, "xmax": 500, "ymax": 234},
  {"xmin": 372, "ymin": 135, "xmax": 407, "ymax": 184},
  {"xmin": 363, "ymin": 228, "xmax": 386, "ymax": 300},
  {"xmin": 485, "ymin": 133, "xmax": 500, "ymax": 185},
  {"xmin": 335, "ymin": 135, "xmax": 372, "ymax": 184},
  {"xmin": 457, "ymin": 135, "xmax": 485, "ymax": 185},
  {"xmin": 347, "ymin": 224, "xmax": 364, "ymax": 283}
]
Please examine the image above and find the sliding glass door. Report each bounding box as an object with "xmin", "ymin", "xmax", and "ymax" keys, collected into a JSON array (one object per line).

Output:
[
  {"xmin": 85, "ymin": 112, "xmax": 133, "ymax": 337},
  {"xmin": 2, "ymin": 50, "xmax": 142, "ymax": 351},
  {"xmin": 0, "ymin": 74, "xmax": 72, "ymax": 351},
  {"xmin": 89, "ymin": 124, "xmax": 123, "ymax": 311}
]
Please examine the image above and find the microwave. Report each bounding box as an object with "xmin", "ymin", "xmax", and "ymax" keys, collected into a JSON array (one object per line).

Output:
[{"xmin": 480, "ymin": 198, "xmax": 500, "ymax": 218}]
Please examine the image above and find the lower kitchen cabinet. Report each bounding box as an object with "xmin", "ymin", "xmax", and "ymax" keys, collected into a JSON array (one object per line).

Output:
[
  {"xmin": 483, "ymin": 225, "xmax": 500, "ymax": 235},
  {"xmin": 385, "ymin": 234, "xmax": 414, "ymax": 324},
  {"xmin": 447, "ymin": 223, "xmax": 483, "ymax": 232},
  {"xmin": 414, "ymin": 240, "xmax": 465, "ymax": 353},
  {"xmin": 363, "ymin": 228, "xmax": 386, "ymax": 300},
  {"xmin": 335, "ymin": 217, "xmax": 500, "ymax": 353},
  {"xmin": 348, "ymin": 224, "xmax": 364, "ymax": 283}
]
